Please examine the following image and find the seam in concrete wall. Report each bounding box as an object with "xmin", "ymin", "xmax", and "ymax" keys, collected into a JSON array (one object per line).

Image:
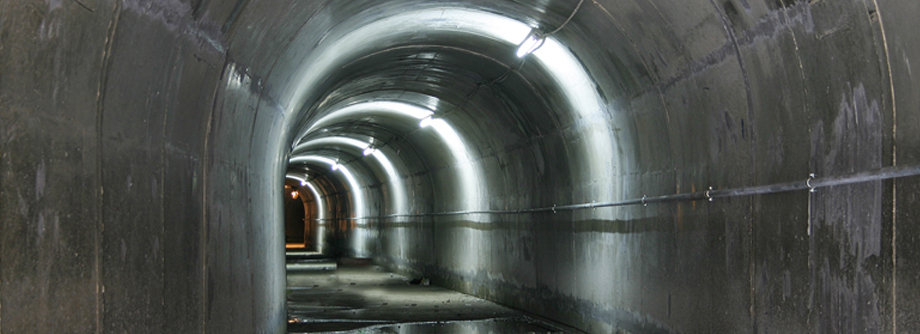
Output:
[
  {"xmin": 865, "ymin": 1, "xmax": 898, "ymax": 331},
  {"xmin": 94, "ymin": 1, "xmax": 122, "ymax": 332},
  {"xmin": 201, "ymin": 55, "xmax": 230, "ymax": 334}
]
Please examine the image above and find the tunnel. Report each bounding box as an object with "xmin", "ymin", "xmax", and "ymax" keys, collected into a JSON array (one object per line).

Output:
[{"xmin": 2, "ymin": 0, "xmax": 919, "ymax": 333}]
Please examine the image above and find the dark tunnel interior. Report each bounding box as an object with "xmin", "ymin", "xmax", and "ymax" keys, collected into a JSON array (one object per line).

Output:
[
  {"xmin": 283, "ymin": 182, "xmax": 306, "ymax": 246},
  {"xmin": 2, "ymin": 0, "xmax": 920, "ymax": 333}
]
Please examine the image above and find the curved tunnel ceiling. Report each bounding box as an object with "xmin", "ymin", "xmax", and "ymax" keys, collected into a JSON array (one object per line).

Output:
[
  {"xmin": 285, "ymin": 2, "xmax": 621, "ymax": 217},
  {"xmin": 249, "ymin": 0, "xmax": 916, "ymax": 332}
]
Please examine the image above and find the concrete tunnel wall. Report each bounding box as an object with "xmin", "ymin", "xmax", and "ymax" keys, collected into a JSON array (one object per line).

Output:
[{"xmin": 1, "ymin": 0, "xmax": 919, "ymax": 334}]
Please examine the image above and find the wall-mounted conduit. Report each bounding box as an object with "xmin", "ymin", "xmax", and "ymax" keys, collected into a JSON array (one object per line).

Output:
[{"xmin": 320, "ymin": 163, "xmax": 920, "ymax": 220}]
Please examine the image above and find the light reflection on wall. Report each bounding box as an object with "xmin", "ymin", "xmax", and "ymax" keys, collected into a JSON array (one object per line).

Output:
[
  {"xmin": 304, "ymin": 101, "xmax": 434, "ymax": 134},
  {"xmin": 286, "ymin": 174, "xmax": 327, "ymax": 253},
  {"xmin": 289, "ymin": 155, "xmax": 369, "ymax": 257},
  {"xmin": 289, "ymin": 155, "xmax": 365, "ymax": 219},
  {"xmin": 426, "ymin": 118, "xmax": 481, "ymax": 211},
  {"xmin": 301, "ymin": 100, "xmax": 484, "ymax": 213},
  {"xmin": 530, "ymin": 37, "xmax": 618, "ymax": 210},
  {"xmin": 293, "ymin": 136, "xmax": 406, "ymax": 215},
  {"xmin": 302, "ymin": 181, "xmax": 327, "ymax": 254}
]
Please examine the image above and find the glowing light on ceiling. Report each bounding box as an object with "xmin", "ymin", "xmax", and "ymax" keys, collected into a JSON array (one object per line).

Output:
[
  {"xmin": 516, "ymin": 30, "xmax": 545, "ymax": 57},
  {"xmin": 299, "ymin": 100, "xmax": 482, "ymax": 212},
  {"xmin": 362, "ymin": 146, "xmax": 376, "ymax": 156},
  {"xmin": 285, "ymin": 174, "xmax": 306, "ymax": 184},
  {"xmin": 302, "ymin": 102, "xmax": 483, "ymax": 211},
  {"xmin": 418, "ymin": 115, "xmax": 434, "ymax": 128},
  {"xmin": 290, "ymin": 155, "xmax": 366, "ymax": 219},
  {"xmin": 305, "ymin": 101, "xmax": 434, "ymax": 134},
  {"xmin": 293, "ymin": 136, "xmax": 407, "ymax": 215}
]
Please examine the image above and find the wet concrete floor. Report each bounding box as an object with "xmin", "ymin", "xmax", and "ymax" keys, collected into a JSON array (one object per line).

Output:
[{"xmin": 286, "ymin": 254, "xmax": 581, "ymax": 333}]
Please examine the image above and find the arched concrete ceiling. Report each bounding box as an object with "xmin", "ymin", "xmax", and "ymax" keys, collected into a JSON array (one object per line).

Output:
[{"xmin": 281, "ymin": 1, "xmax": 624, "ymax": 217}]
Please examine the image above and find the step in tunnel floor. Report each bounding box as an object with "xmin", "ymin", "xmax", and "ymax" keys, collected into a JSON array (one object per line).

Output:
[{"xmin": 286, "ymin": 257, "xmax": 580, "ymax": 333}]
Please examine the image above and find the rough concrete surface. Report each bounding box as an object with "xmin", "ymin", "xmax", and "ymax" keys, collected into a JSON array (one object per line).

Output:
[
  {"xmin": 286, "ymin": 258, "xmax": 579, "ymax": 333},
  {"xmin": 2, "ymin": 0, "xmax": 918, "ymax": 333}
]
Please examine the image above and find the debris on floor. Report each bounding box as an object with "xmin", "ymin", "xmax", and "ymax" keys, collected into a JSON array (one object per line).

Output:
[{"xmin": 286, "ymin": 256, "xmax": 581, "ymax": 333}]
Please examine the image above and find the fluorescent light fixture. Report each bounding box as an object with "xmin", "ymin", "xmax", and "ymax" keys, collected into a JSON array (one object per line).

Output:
[
  {"xmin": 419, "ymin": 115, "xmax": 434, "ymax": 128},
  {"xmin": 516, "ymin": 30, "xmax": 545, "ymax": 58},
  {"xmin": 362, "ymin": 146, "xmax": 376, "ymax": 156}
]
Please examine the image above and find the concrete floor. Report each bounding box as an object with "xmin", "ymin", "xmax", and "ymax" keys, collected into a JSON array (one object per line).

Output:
[{"xmin": 286, "ymin": 255, "xmax": 580, "ymax": 333}]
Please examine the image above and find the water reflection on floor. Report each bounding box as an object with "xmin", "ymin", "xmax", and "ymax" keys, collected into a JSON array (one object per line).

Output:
[{"xmin": 286, "ymin": 254, "xmax": 578, "ymax": 334}]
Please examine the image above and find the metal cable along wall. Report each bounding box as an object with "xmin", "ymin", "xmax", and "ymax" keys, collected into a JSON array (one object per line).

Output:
[{"xmin": 312, "ymin": 163, "xmax": 920, "ymax": 221}]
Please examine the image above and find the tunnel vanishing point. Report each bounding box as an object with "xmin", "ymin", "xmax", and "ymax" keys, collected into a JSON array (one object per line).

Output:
[{"xmin": 2, "ymin": 0, "xmax": 920, "ymax": 333}]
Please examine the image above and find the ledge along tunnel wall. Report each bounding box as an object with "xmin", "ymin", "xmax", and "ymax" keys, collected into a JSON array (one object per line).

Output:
[{"xmin": 2, "ymin": 0, "xmax": 920, "ymax": 333}]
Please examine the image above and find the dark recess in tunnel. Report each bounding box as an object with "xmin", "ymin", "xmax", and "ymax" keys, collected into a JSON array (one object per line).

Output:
[
  {"xmin": 283, "ymin": 183, "xmax": 307, "ymax": 245},
  {"xmin": 2, "ymin": 0, "xmax": 920, "ymax": 333}
]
